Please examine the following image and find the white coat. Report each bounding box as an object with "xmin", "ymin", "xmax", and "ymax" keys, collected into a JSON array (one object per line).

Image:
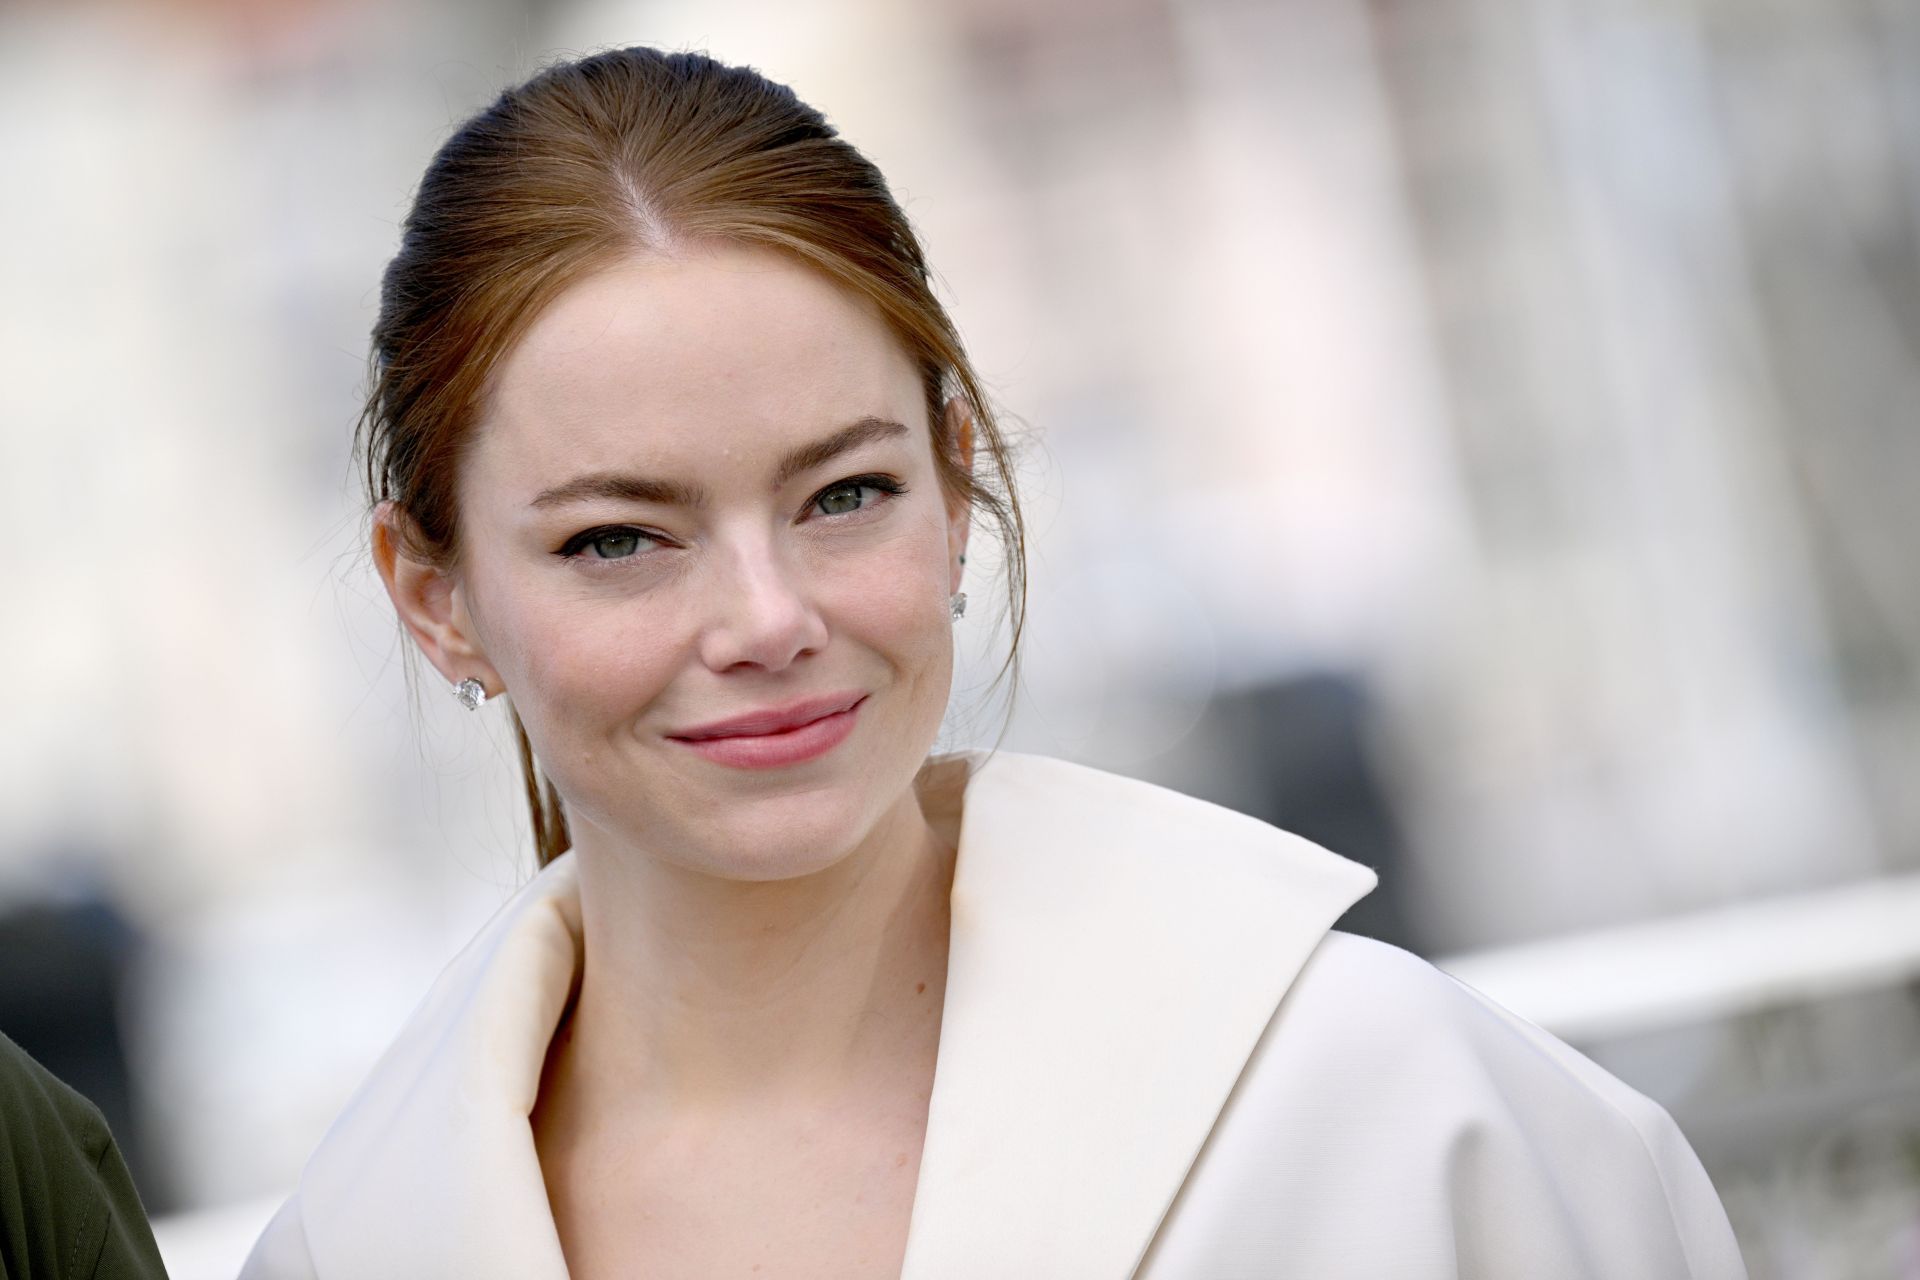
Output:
[{"xmin": 241, "ymin": 749, "xmax": 1748, "ymax": 1278}]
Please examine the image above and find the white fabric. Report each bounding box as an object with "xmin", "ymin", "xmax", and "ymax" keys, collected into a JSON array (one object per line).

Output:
[{"xmin": 241, "ymin": 749, "xmax": 1747, "ymax": 1278}]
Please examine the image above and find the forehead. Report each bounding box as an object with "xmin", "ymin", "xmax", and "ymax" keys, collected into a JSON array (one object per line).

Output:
[{"xmin": 476, "ymin": 243, "xmax": 923, "ymax": 481}]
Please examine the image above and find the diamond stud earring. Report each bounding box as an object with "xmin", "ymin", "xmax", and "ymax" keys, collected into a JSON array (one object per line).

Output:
[
  {"xmin": 950, "ymin": 591, "xmax": 968, "ymax": 621},
  {"xmin": 452, "ymin": 677, "xmax": 490, "ymax": 710}
]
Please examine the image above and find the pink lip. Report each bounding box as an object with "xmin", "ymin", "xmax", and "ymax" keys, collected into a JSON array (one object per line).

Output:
[
  {"xmin": 670, "ymin": 691, "xmax": 867, "ymax": 741},
  {"xmin": 670, "ymin": 697, "xmax": 865, "ymax": 770}
]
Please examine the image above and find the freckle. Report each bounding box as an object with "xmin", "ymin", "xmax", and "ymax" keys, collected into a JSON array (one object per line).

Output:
[
  {"xmin": 915, "ymin": 981, "xmax": 926, "ymax": 994},
  {"xmin": 895, "ymin": 1151, "xmax": 908, "ymax": 1167}
]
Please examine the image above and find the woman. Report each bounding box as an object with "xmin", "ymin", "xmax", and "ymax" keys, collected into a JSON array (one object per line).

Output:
[{"xmin": 242, "ymin": 46, "xmax": 1747, "ymax": 1279}]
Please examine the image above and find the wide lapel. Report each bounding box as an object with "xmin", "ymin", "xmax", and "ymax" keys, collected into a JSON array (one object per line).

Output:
[
  {"xmin": 899, "ymin": 751, "xmax": 1378, "ymax": 1279},
  {"xmin": 296, "ymin": 855, "xmax": 583, "ymax": 1280}
]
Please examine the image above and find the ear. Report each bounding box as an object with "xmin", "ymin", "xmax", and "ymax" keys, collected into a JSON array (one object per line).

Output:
[
  {"xmin": 940, "ymin": 396, "xmax": 975, "ymax": 595},
  {"xmin": 371, "ymin": 502, "xmax": 504, "ymax": 698}
]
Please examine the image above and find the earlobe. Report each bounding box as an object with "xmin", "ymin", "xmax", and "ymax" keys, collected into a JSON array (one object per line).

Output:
[{"xmin": 371, "ymin": 503, "xmax": 502, "ymax": 693}]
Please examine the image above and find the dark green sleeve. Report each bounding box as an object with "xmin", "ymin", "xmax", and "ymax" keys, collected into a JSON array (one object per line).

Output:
[{"xmin": 0, "ymin": 1031, "xmax": 169, "ymax": 1280}]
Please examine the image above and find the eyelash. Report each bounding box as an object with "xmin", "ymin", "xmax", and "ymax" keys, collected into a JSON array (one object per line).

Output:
[{"xmin": 554, "ymin": 473, "xmax": 909, "ymax": 567}]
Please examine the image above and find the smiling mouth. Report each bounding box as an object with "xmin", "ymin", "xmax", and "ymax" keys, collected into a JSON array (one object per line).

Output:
[
  {"xmin": 669, "ymin": 696, "xmax": 867, "ymax": 769},
  {"xmin": 668, "ymin": 692, "xmax": 867, "ymax": 742},
  {"xmin": 701, "ymin": 708, "xmax": 836, "ymax": 739}
]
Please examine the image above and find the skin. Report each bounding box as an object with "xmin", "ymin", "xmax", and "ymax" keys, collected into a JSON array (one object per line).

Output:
[{"xmin": 373, "ymin": 240, "xmax": 976, "ymax": 1277}]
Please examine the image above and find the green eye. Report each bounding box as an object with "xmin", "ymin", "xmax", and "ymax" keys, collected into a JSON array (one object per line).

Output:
[
  {"xmin": 588, "ymin": 530, "xmax": 644, "ymax": 559},
  {"xmin": 817, "ymin": 483, "xmax": 869, "ymax": 515},
  {"xmin": 557, "ymin": 525, "xmax": 659, "ymax": 563},
  {"xmin": 813, "ymin": 474, "xmax": 905, "ymax": 518}
]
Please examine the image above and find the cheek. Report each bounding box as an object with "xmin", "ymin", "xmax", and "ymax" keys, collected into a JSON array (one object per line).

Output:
[
  {"xmin": 820, "ymin": 517, "xmax": 951, "ymax": 642},
  {"xmin": 466, "ymin": 563, "xmax": 682, "ymax": 743}
]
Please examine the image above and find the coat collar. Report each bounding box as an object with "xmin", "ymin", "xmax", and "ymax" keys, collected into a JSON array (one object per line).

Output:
[{"xmin": 294, "ymin": 749, "xmax": 1376, "ymax": 1277}]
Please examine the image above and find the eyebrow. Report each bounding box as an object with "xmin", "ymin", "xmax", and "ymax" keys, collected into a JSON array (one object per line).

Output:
[{"xmin": 528, "ymin": 416, "xmax": 912, "ymax": 511}]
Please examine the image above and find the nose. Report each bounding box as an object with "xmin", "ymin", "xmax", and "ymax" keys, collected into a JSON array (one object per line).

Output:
[{"xmin": 695, "ymin": 532, "xmax": 829, "ymax": 673}]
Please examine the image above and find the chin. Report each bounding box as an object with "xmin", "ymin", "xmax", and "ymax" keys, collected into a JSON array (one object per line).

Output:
[
  {"xmin": 669, "ymin": 775, "xmax": 887, "ymax": 882},
  {"xmin": 693, "ymin": 813, "xmax": 874, "ymax": 883}
]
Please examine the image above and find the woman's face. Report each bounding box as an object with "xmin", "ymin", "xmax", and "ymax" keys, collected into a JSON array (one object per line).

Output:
[{"xmin": 390, "ymin": 242, "xmax": 971, "ymax": 881}]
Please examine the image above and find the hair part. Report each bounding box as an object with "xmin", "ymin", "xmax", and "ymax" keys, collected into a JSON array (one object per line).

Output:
[{"xmin": 362, "ymin": 47, "xmax": 1027, "ymax": 868}]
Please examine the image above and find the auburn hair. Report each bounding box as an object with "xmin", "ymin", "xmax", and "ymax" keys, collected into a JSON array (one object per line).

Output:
[{"xmin": 360, "ymin": 47, "xmax": 1027, "ymax": 867}]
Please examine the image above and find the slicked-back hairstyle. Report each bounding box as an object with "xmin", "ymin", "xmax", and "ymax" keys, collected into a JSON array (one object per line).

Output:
[{"xmin": 362, "ymin": 47, "xmax": 1027, "ymax": 868}]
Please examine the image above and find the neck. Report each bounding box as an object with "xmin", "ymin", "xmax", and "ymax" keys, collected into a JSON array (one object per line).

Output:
[{"xmin": 541, "ymin": 762, "xmax": 966, "ymax": 1130}]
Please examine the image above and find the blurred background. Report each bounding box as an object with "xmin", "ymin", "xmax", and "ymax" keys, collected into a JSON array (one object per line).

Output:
[{"xmin": 2, "ymin": 0, "xmax": 1916, "ymax": 1274}]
